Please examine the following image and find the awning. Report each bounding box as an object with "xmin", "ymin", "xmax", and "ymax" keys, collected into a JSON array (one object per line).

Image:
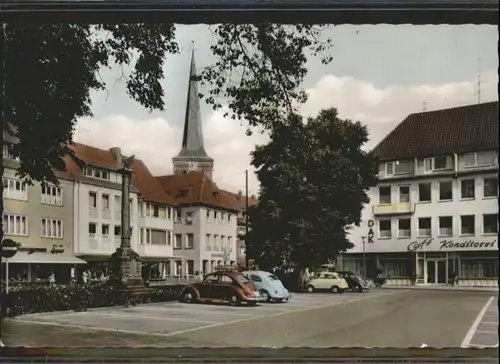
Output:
[{"xmin": 2, "ymin": 251, "xmax": 87, "ymax": 264}]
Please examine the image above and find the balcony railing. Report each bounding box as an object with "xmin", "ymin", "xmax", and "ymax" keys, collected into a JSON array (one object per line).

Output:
[{"xmin": 372, "ymin": 202, "xmax": 416, "ymax": 216}]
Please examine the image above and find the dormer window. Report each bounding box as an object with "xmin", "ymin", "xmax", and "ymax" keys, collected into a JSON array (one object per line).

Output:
[
  {"xmin": 84, "ymin": 165, "xmax": 111, "ymax": 181},
  {"xmin": 424, "ymin": 156, "xmax": 451, "ymax": 173},
  {"xmin": 385, "ymin": 160, "xmax": 412, "ymax": 177},
  {"xmin": 464, "ymin": 151, "xmax": 496, "ymax": 168}
]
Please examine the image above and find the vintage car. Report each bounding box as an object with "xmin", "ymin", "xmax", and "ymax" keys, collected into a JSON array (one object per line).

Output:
[
  {"xmin": 305, "ymin": 271, "xmax": 349, "ymax": 293},
  {"xmin": 336, "ymin": 271, "xmax": 370, "ymax": 292},
  {"xmin": 242, "ymin": 270, "xmax": 291, "ymax": 303},
  {"xmin": 179, "ymin": 271, "xmax": 266, "ymax": 306}
]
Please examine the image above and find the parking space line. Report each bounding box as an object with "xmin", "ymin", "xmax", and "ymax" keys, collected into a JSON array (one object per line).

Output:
[
  {"xmin": 481, "ymin": 322, "xmax": 498, "ymax": 325},
  {"xmin": 460, "ymin": 296, "xmax": 495, "ymax": 348},
  {"xmin": 82, "ymin": 311, "xmax": 218, "ymax": 324},
  {"xmin": 132, "ymin": 305, "xmax": 252, "ymax": 317},
  {"xmin": 475, "ymin": 330, "xmax": 498, "ymax": 335}
]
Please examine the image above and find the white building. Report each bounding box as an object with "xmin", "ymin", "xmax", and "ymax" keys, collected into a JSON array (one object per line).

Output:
[{"xmin": 343, "ymin": 102, "xmax": 499, "ymax": 287}]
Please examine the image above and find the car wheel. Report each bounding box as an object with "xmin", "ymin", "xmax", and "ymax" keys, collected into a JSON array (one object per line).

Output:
[
  {"xmin": 331, "ymin": 286, "xmax": 340, "ymax": 293},
  {"xmin": 228, "ymin": 294, "xmax": 241, "ymax": 306},
  {"xmin": 354, "ymin": 285, "xmax": 362, "ymax": 292},
  {"xmin": 247, "ymin": 301, "xmax": 257, "ymax": 306},
  {"xmin": 306, "ymin": 285, "xmax": 315, "ymax": 293},
  {"xmin": 259, "ymin": 289, "xmax": 271, "ymax": 302},
  {"xmin": 183, "ymin": 290, "xmax": 195, "ymax": 303}
]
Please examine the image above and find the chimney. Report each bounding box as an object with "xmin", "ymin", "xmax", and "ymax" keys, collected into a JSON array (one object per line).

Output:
[{"xmin": 237, "ymin": 190, "xmax": 242, "ymax": 198}]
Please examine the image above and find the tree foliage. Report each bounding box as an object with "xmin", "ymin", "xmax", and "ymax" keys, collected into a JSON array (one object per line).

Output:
[{"xmin": 245, "ymin": 108, "xmax": 378, "ymax": 269}]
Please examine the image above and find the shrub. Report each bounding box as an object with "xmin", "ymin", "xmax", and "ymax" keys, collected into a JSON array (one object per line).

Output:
[{"xmin": 2, "ymin": 283, "xmax": 178, "ymax": 317}]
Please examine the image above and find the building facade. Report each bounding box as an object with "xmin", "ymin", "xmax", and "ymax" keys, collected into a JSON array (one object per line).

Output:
[
  {"xmin": 343, "ymin": 102, "xmax": 499, "ymax": 287},
  {"xmin": 3, "ymin": 137, "xmax": 85, "ymax": 284}
]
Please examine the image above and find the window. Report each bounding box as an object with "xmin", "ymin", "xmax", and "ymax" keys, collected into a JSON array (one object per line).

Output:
[
  {"xmin": 438, "ymin": 181, "xmax": 453, "ymax": 201},
  {"xmin": 89, "ymin": 192, "xmax": 97, "ymax": 209},
  {"xmin": 166, "ymin": 231, "xmax": 172, "ymax": 245},
  {"xmin": 424, "ymin": 156, "xmax": 450, "ymax": 172},
  {"xmin": 206, "ymin": 234, "xmax": 212, "ymax": 250},
  {"xmin": 102, "ymin": 194, "xmax": 110, "ymax": 210},
  {"xmin": 378, "ymin": 220, "xmax": 391, "ymax": 238},
  {"xmin": 3, "ymin": 214, "xmax": 28, "ymax": 236},
  {"xmin": 186, "ymin": 233, "xmax": 194, "ymax": 249},
  {"xmin": 102, "ymin": 224, "xmax": 110, "ymax": 237},
  {"xmin": 174, "ymin": 234, "xmax": 182, "ymax": 249},
  {"xmin": 483, "ymin": 178, "xmax": 498, "ymax": 198},
  {"xmin": 84, "ymin": 166, "xmax": 111, "ymax": 180},
  {"xmin": 185, "ymin": 212, "xmax": 194, "ymax": 225},
  {"xmin": 175, "ymin": 208, "xmax": 182, "ymax": 222},
  {"xmin": 398, "ymin": 185, "xmax": 410, "ymax": 203},
  {"xmin": 417, "ymin": 218, "xmax": 432, "ymax": 237},
  {"xmin": 459, "ymin": 258, "xmax": 498, "ymax": 279},
  {"xmin": 250, "ymin": 274, "xmax": 262, "ymax": 282},
  {"xmin": 379, "ymin": 186, "xmax": 391, "ymax": 204},
  {"xmin": 214, "ymin": 211, "xmax": 219, "ymax": 223},
  {"xmin": 465, "ymin": 151, "xmax": 496, "ymax": 168},
  {"xmin": 214, "ymin": 235, "xmax": 220, "ymax": 250},
  {"xmin": 206, "ymin": 209, "xmax": 211, "ymax": 222},
  {"xmin": 380, "ymin": 260, "xmax": 410, "ymax": 278},
  {"xmin": 460, "ymin": 179, "xmax": 475, "ymax": 199},
  {"xmin": 151, "ymin": 229, "xmax": 167, "ymax": 245},
  {"xmin": 114, "ymin": 225, "xmax": 121, "ymax": 236},
  {"xmin": 460, "ymin": 215, "xmax": 475, "ymax": 236},
  {"xmin": 398, "ymin": 219, "xmax": 411, "ymax": 238},
  {"xmin": 3, "ymin": 143, "xmax": 19, "ymax": 161},
  {"xmin": 88, "ymin": 223, "xmax": 97, "ymax": 236},
  {"xmin": 228, "ymin": 237, "xmax": 233, "ymax": 251},
  {"xmin": 438, "ymin": 217, "xmax": 453, "ymax": 237},
  {"xmin": 385, "ymin": 160, "xmax": 412, "ymax": 177},
  {"xmin": 40, "ymin": 218, "xmax": 63, "ymax": 238},
  {"xmin": 3, "ymin": 177, "xmax": 28, "ymax": 200},
  {"xmin": 41, "ymin": 184, "xmax": 63, "ymax": 205},
  {"xmin": 227, "ymin": 213, "xmax": 231, "ymax": 223},
  {"xmin": 418, "ymin": 183, "xmax": 431, "ymax": 202},
  {"xmin": 483, "ymin": 214, "xmax": 498, "ymax": 234},
  {"xmin": 186, "ymin": 260, "xmax": 194, "ymax": 275}
]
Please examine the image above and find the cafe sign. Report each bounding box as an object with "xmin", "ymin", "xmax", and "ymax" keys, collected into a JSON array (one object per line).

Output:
[{"xmin": 407, "ymin": 238, "xmax": 497, "ymax": 252}]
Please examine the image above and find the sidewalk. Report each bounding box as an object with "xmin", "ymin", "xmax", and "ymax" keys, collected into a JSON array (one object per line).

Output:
[{"xmin": 380, "ymin": 285, "xmax": 499, "ymax": 293}]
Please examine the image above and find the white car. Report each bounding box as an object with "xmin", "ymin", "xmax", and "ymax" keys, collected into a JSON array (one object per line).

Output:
[{"xmin": 305, "ymin": 272, "xmax": 349, "ymax": 293}]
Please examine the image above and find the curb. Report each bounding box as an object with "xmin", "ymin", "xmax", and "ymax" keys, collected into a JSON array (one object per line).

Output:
[{"xmin": 380, "ymin": 287, "xmax": 499, "ymax": 293}]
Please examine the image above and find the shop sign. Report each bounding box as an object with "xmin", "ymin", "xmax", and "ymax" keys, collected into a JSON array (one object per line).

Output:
[
  {"xmin": 367, "ymin": 220, "xmax": 375, "ymax": 244},
  {"xmin": 407, "ymin": 238, "xmax": 497, "ymax": 252}
]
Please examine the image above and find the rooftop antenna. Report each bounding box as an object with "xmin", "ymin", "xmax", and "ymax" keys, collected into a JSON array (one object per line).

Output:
[{"xmin": 476, "ymin": 58, "xmax": 481, "ymax": 104}]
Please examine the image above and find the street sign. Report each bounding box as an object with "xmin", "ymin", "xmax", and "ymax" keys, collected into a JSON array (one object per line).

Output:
[{"xmin": 1, "ymin": 239, "xmax": 18, "ymax": 259}]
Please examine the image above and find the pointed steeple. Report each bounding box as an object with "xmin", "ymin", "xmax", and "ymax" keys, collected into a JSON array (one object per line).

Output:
[{"xmin": 173, "ymin": 45, "xmax": 214, "ymax": 178}]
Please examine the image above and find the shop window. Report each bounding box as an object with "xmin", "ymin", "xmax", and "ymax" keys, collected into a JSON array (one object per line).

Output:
[
  {"xmin": 438, "ymin": 216, "xmax": 453, "ymax": 237},
  {"xmin": 460, "ymin": 215, "xmax": 475, "ymax": 236},
  {"xmin": 418, "ymin": 183, "xmax": 431, "ymax": 202},
  {"xmin": 459, "ymin": 258, "xmax": 499, "ymax": 278},
  {"xmin": 483, "ymin": 178, "xmax": 498, "ymax": 198},
  {"xmin": 398, "ymin": 185, "xmax": 410, "ymax": 203},
  {"xmin": 418, "ymin": 217, "xmax": 432, "ymax": 237},
  {"xmin": 379, "ymin": 186, "xmax": 391, "ymax": 204},
  {"xmin": 460, "ymin": 179, "xmax": 475, "ymax": 199},
  {"xmin": 483, "ymin": 214, "xmax": 498, "ymax": 235},
  {"xmin": 398, "ymin": 218, "xmax": 411, "ymax": 238},
  {"xmin": 438, "ymin": 181, "xmax": 453, "ymax": 201},
  {"xmin": 380, "ymin": 260, "xmax": 410, "ymax": 278},
  {"xmin": 378, "ymin": 220, "xmax": 391, "ymax": 238}
]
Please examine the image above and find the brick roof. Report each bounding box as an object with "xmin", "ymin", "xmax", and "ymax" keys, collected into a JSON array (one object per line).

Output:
[
  {"xmin": 371, "ymin": 101, "xmax": 499, "ymax": 161},
  {"xmin": 156, "ymin": 171, "xmax": 240, "ymax": 212},
  {"xmin": 64, "ymin": 143, "xmax": 175, "ymax": 206}
]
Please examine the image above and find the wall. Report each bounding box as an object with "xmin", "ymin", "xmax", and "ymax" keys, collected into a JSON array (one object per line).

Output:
[{"xmin": 3, "ymin": 167, "xmax": 75, "ymax": 256}]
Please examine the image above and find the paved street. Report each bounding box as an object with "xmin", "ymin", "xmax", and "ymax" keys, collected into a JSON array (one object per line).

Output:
[{"xmin": 4, "ymin": 289, "xmax": 499, "ymax": 348}]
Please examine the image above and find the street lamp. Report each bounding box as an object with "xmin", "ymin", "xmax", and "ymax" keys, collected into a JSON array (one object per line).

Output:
[{"xmin": 1, "ymin": 238, "xmax": 19, "ymax": 347}]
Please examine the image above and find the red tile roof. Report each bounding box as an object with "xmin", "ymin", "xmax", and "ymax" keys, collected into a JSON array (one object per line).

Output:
[
  {"xmin": 371, "ymin": 101, "xmax": 499, "ymax": 161},
  {"xmin": 156, "ymin": 171, "xmax": 240, "ymax": 212}
]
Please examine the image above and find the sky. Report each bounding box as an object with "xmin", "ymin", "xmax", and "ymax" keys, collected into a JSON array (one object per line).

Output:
[{"xmin": 74, "ymin": 25, "xmax": 499, "ymax": 195}]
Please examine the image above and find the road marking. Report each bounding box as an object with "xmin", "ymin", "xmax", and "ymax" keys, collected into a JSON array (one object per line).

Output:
[
  {"xmin": 11, "ymin": 289, "xmax": 410, "ymax": 338},
  {"xmin": 481, "ymin": 321, "xmax": 498, "ymax": 325},
  {"xmin": 128, "ymin": 305, "xmax": 252, "ymax": 317},
  {"xmin": 460, "ymin": 296, "xmax": 495, "ymax": 348},
  {"xmin": 81, "ymin": 311, "xmax": 218, "ymax": 324},
  {"xmin": 475, "ymin": 330, "xmax": 498, "ymax": 335}
]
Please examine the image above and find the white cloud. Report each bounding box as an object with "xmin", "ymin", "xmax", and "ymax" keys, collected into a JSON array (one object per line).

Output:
[{"xmin": 74, "ymin": 69, "xmax": 498, "ymax": 195}]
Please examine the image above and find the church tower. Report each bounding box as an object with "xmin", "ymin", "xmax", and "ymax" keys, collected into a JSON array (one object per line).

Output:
[{"xmin": 172, "ymin": 48, "xmax": 214, "ymax": 178}]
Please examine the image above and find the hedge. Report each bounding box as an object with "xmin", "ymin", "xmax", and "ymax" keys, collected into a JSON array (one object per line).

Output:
[{"xmin": 1, "ymin": 283, "xmax": 179, "ymax": 317}]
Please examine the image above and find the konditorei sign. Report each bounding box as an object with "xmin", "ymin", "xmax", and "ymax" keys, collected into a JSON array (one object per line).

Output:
[{"xmin": 407, "ymin": 238, "xmax": 497, "ymax": 252}]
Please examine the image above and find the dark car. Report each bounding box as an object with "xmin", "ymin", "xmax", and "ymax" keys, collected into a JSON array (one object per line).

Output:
[
  {"xmin": 337, "ymin": 271, "xmax": 370, "ymax": 292},
  {"xmin": 179, "ymin": 271, "xmax": 266, "ymax": 306}
]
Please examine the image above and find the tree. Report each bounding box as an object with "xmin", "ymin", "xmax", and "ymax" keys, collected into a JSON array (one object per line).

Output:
[{"xmin": 245, "ymin": 108, "xmax": 378, "ymax": 287}]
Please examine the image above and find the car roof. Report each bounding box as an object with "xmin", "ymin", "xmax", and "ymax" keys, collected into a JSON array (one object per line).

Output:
[{"xmin": 242, "ymin": 270, "xmax": 272, "ymax": 276}]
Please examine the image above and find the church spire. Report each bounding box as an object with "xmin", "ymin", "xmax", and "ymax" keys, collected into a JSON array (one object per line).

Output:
[{"xmin": 173, "ymin": 45, "xmax": 214, "ymax": 177}]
